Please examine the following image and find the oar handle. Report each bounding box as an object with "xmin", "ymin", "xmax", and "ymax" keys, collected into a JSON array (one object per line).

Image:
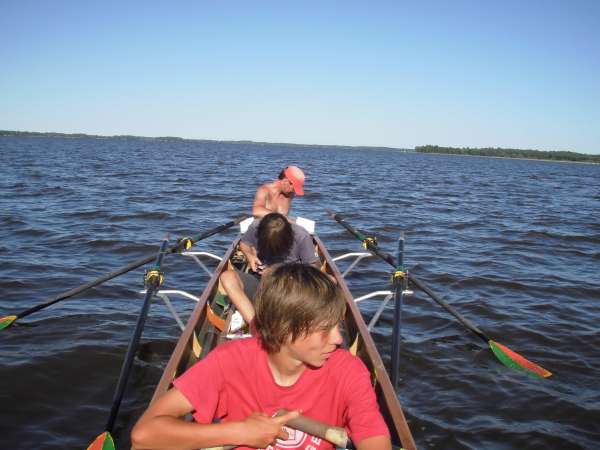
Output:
[
  {"xmin": 275, "ymin": 408, "xmax": 348, "ymax": 448},
  {"xmin": 204, "ymin": 409, "xmax": 348, "ymax": 450}
]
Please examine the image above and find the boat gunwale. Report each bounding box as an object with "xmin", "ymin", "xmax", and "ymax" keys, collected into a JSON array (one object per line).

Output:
[
  {"xmin": 315, "ymin": 235, "xmax": 416, "ymax": 450},
  {"xmin": 146, "ymin": 233, "xmax": 415, "ymax": 449},
  {"xmin": 149, "ymin": 236, "xmax": 241, "ymax": 404}
]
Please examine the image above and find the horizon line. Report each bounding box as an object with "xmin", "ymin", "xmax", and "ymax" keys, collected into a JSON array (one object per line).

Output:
[{"xmin": 2, "ymin": 129, "xmax": 596, "ymax": 156}]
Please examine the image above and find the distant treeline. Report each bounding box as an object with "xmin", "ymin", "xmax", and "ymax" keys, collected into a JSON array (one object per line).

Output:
[
  {"xmin": 0, "ymin": 130, "xmax": 143, "ymax": 139},
  {"xmin": 415, "ymin": 145, "xmax": 600, "ymax": 163},
  {"xmin": 0, "ymin": 130, "xmax": 414, "ymax": 153}
]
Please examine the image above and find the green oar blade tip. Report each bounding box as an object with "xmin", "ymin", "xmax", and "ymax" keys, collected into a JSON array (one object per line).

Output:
[
  {"xmin": 86, "ymin": 431, "xmax": 115, "ymax": 450},
  {"xmin": 489, "ymin": 340, "xmax": 552, "ymax": 379},
  {"xmin": 0, "ymin": 315, "xmax": 17, "ymax": 330}
]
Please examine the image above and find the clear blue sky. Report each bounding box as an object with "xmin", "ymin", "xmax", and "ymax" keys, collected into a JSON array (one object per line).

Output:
[{"xmin": 1, "ymin": 0, "xmax": 599, "ymax": 153}]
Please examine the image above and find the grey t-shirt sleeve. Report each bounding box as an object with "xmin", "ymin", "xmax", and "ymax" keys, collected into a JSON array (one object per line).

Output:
[
  {"xmin": 294, "ymin": 226, "xmax": 319, "ymax": 264},
  {"xmin": 241, "ymin": 220, "xmax": 258, "ymax": 247}
]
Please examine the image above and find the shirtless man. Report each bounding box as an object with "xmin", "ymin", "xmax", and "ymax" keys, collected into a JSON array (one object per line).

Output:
[{"xmin": 252, "ymin": 166, "xmax": 305, "ymax": 218}]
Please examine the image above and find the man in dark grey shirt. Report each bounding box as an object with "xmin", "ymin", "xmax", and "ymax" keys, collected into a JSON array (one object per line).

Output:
[{"xmin": 219, "ymin": 213, "xmax": 319, "ymax": 328}]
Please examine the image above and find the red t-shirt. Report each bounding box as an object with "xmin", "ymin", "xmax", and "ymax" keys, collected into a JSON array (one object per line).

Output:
[{"xmin": 173, "ymin": 337, "xmax": 389, "ymax": 450}]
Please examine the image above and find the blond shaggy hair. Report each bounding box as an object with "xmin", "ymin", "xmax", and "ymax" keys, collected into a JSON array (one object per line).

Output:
[{"xmin": 254, "ymin": 263, "xmax": 346, "ymax": 353}]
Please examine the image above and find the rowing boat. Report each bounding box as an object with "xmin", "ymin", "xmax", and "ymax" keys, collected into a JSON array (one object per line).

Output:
[{"xmin": 146, "ymin": 221, "xmax": 416, "ymax": 450}]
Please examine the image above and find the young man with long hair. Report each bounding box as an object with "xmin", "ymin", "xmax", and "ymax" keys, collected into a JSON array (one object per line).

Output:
[
  {"xmin": 131, "ymin": 264, "xmax": 391, "ymax": 450},
  {"xmin": 220, "ymin": 212, "xmax": 319, "ymax": 325}
]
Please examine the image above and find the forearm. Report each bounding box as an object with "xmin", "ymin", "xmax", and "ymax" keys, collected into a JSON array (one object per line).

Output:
[
  {"xmin": 132, "ymin": 416, "xmax": 244, "ymax": 450},
  {"xmin": 355, "ymin": 435, "xmax": 392, "ymax": 450},
  {"xmin": 239, "ymin": 242, "xmax": 257, "ymax": 261}
]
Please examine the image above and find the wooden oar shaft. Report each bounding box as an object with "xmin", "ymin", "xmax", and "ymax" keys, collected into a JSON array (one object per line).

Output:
[{"xmin": 105, "ymin": 238, "xmax": 169, "ymax": 433}]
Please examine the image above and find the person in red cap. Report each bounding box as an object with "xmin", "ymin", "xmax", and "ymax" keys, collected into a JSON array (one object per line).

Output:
[{"xmin": 252, "ymin": 166, "xmax": 305, "ymax": 219}]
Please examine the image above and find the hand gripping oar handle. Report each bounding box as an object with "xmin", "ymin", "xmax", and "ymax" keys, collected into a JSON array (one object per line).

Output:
[
  {"xmin": 1, "ymin": 216, "xmax": 247, "ymax": 329},
  {"xmin": 275, "ymin": 409, "xmax": 348, "ymax": 448},
  {"xmin": 206, "ymin": 409, "xmax": 348, "ymax": 450}
]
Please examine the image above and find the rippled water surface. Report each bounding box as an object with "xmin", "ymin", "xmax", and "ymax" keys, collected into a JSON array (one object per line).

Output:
[{"xmin": 1, "ymin": 136, "xmax": 599, "ymax": 449}]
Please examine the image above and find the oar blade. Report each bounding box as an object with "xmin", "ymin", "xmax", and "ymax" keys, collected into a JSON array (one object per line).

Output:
[
  {"xmin": 0, "ymin": 315, "xmax": 17, "ymax": 330},
  {"xmin": 86, "ymin": 431, "xmax": 115, "ymax": 450},
  {"xmin": 489, "ymin": 340, "xmax": 552, "ymax": 378}
]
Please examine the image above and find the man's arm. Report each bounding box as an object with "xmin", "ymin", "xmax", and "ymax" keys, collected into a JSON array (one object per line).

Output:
[
  {"xmin": 240, "ymin": 241, "xmax": 262, "ymax": 272},
  {"xmin": 252, "ymin": 185, "xmax": 273, "ymax": 218},
  {"xmin": 131, "ymin": 388, "xmax": 299, "ymax": 450},
  {"xmin": 131, "ymin": 388, "xmax": 240, "ymax": 449}
]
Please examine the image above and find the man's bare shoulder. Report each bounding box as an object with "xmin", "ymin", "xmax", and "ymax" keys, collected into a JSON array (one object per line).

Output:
[
  {"xmin": 262, "ymin": 181, "xmax": 279, "ymax": 192},
  {"xmin": 255, "ymin": 182, "xmax": 275, "ymax": 196}
]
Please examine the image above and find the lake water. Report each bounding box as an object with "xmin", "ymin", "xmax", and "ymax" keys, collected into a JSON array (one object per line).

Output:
[{"xmin": 1, "ymin": 136, "xmax": 599, "ymax": 449}]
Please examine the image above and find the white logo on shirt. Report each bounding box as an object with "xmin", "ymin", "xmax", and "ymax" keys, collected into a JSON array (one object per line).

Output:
[
  {"xmin": 263, "ymin": 425, "xmax": 329, "ymax": 449},
  {"xmin": 265, "ymin": 426, "xmax": 308, "ymax": 449}
]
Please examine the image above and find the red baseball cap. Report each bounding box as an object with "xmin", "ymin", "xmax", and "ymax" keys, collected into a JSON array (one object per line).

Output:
[{"xmin": 284, "ymin": 166, "xmax": 305, "ymax": 196}]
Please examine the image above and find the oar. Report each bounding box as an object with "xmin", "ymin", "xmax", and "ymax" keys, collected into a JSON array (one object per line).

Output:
[
  {"xmin": 390, "ymin": 233, "xmax": 407, "ymax": 390},
  {"xmin": 326, "ymin": 209, "xmax": 552, "ymax": 379},
  {"xmin": 0, "ymin": 216, "xmax": 247, "ymax": 330},
  {"xmin": 206, "ymin": 409, "xmax": 349, "ymax": 450},
  {"xmin": 88, "ymin": 237, "xmax": 169, "ymax": 450}
]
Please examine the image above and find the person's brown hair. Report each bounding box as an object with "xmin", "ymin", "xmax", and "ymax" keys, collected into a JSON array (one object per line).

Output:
[
  {"xmin": 254, "ymin": 263, "xmax": 346, "ymax": 353},
  {"xmin": 257, "ymin": 213, "xmax": 293, "ymax": 264}
]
